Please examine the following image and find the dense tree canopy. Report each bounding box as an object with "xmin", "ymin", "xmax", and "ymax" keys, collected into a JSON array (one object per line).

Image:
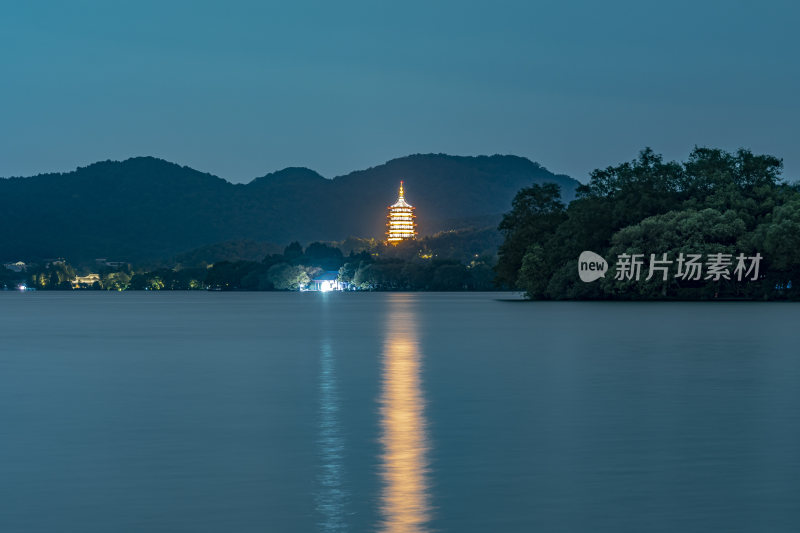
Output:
[{"xmin": 497, "ymin": 147, "xmax": 799, "ymax": 300}]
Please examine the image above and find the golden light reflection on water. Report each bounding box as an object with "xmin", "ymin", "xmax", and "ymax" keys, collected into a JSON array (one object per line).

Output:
[{"xmin": 379, "ymin": 294, "xmax": 431, "ymax": 533}]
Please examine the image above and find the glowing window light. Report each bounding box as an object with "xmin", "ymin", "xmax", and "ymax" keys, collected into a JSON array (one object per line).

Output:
[{"xmin": 386, "ymin": 180, "xmax": 418, "ymax": 244}]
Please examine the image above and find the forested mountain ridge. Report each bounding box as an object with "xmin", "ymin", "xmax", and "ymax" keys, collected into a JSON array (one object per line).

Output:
[{"xmin": 0, "ymin": 153, "xmax": 578, "ymax": 261}]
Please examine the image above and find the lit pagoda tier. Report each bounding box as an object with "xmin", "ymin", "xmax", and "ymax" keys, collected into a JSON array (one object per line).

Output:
[{"xmin": 386, "ymin": 180, "xmax": 418, "ymax": 244}]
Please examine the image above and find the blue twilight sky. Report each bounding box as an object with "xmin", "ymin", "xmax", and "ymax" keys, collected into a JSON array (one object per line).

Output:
[{"xmin": 1, "ymin": 0, "xmax": 798, "ymax": 183}]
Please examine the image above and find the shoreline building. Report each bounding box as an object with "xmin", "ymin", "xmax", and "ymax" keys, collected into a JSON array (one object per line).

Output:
[
  {"xmin": 3, "ymin": 261, "xmax": 28, "ymax": 273},
  {"xmin": 308, "ymin": 271, "xmax": 345, "ymax": 292},
  {"xmin": 386, "ymin": 181, "xmax": 417, "ymax": 244}
]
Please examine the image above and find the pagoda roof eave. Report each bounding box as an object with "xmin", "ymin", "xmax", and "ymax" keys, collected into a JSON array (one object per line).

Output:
[{"xmin": 390, "ymin": 198, "xmax": 413, "ymax": 208}]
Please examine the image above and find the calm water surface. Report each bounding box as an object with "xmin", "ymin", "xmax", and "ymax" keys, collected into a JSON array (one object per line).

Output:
[{"xmin": 1, "ymin": 292, "xmax": 799, "ymax": 532}]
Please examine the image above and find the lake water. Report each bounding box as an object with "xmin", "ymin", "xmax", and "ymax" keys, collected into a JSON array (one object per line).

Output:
[{"xmin": 1, "ymin": 292, "xmax": 799, "ymax": 532}]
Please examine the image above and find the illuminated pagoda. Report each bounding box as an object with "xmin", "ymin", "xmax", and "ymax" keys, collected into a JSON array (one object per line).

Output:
[{"xmin": 386, "ymin": 180, "xmax": 418, "ymax": 244}]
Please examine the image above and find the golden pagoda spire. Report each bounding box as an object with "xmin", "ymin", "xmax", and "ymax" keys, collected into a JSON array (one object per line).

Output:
[{"xmin": 386, "ymin": 180, "xmax": 417, "ymax": 244}]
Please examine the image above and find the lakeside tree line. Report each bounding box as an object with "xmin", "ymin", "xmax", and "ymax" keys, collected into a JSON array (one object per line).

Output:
[
  {"xmin": 3, "ymin": 228, "xmax": 498, "ymax": 291},
  {"xmin": 496, "ymin": 147, "xmax": 800, "ymax": 300},
  {"xmin": 140, "ymin": 238, "xmax": 496, "ymax": 291}
]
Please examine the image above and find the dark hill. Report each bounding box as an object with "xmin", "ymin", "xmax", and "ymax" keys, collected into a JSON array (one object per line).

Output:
[{"xmin": 0, "ymin": 154, "xmax": 579, "ymax": 262}]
